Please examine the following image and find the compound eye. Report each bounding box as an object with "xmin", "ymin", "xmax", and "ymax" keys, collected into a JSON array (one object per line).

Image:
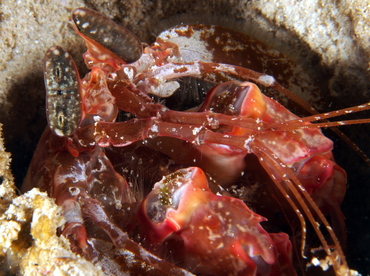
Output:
[
  {"xmin": 44, "ymin": 46, "xmax": 82, "ymax": 137},
  {"xmin": 72, "ymin": 7, "xmax": 143, "ymax": 64}
]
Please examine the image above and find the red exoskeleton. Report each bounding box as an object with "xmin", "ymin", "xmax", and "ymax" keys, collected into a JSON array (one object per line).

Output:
[{"xmin": 22, "ymin": 7, "xmax": 370, "ymax": 276}]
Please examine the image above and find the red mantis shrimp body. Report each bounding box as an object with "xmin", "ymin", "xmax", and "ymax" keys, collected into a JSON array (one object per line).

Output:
[{"xmin": 22, "ymin": 7, "xmax": 370, "ymax": 276}]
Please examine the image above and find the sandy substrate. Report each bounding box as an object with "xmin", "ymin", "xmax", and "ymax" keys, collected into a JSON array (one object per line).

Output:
[{"xmin": 0, "ymin": 0, "xmax": 369, "ymax": 274}]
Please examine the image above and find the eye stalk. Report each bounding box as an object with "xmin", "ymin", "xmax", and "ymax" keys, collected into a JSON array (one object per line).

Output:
[
  {"xmin": 44, "ymin": 46, "xmax": 82, "ymax": 137},
  {"xmin": 72, "ymin": 7, "xmax": 143, "ymax": 65}
]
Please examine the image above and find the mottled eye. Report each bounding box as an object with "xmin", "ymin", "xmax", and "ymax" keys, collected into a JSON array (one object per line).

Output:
[
  {"xmin": 72, "ymin": 7, "xmax": 143, "ymax": 64},
  {"xmin": 44, "ymin": 46, "xmax": 82, "ymax": 137}
]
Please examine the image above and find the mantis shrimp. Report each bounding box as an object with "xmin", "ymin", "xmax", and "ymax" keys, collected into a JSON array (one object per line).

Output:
[{"xmin": 22, "ymin": 7, "xmax": 369, "ymax": 275}]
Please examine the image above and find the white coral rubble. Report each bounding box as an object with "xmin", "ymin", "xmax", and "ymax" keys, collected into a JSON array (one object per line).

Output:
[{"xmin": 0, "ymin": 124, "xmax": 103, "ymax": 275}]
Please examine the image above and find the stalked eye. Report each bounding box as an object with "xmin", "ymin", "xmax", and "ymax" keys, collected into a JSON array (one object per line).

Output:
[
  {"xmin": 44, "ymin": 46, "xmax": 82, "ymax": 137},
  {"xmin": 72, "ymin": 7, "xmax": 143, "ymax": 64}
]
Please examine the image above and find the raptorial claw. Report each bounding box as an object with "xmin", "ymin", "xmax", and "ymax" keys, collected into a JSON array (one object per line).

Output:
[{"xmin": 62, "ymin": 222, "xmax": 96, "ymax": 260}]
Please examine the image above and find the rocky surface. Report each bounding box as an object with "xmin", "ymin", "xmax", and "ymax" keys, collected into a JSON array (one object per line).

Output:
[{"xmin": 0, "ymin": 0, "xmax": 369, "ymax": 274}]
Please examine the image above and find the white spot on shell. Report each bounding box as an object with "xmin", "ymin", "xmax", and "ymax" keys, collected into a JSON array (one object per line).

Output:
[
  {"xmin": 76, "ymin": 9, "xmax": 86, "ymax": 16},
  {"xmin": 52, "ymin": 48, "xmax": 60, "ymax": 55},
  {"xmin": 82, "ymin": 22, "xmax": 89, "ymax": 29},
  {"xmin": 54, "ymin": 128, "xmax": 64, "ymax": 137},
  {"xmin": 258, "ymin": 75, "xmax": 275, "ymax": 86},
  {"xmin": 150, "ymin": 124, "xmax": 158, "ymax": 133}
]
